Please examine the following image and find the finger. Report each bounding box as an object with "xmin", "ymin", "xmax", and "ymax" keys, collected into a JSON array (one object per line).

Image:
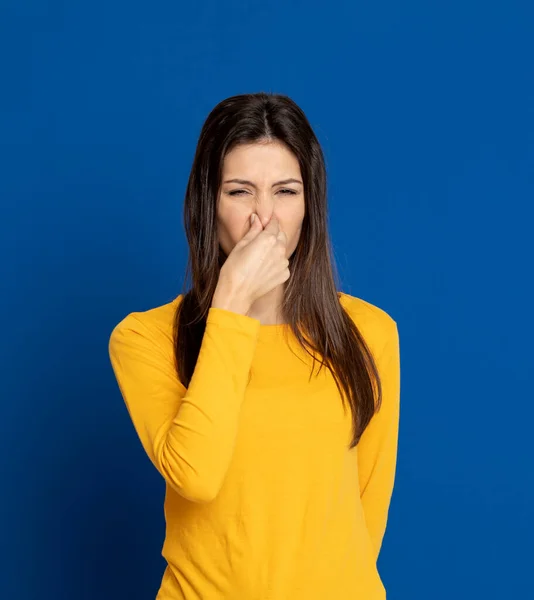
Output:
[
  {"xmin": 276, "ymin": 230, "xmax": 287, "ymax": 246},
  {"xmin": 240, "ymin": 213, "xmax": 263, "ymax": 242},
  {"xmin": 263, "ymin": 214, "xmax": 280, "ymax": 235}
]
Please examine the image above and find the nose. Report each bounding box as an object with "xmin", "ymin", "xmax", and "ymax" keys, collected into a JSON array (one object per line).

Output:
[
  {"xmin": 255, "ymin": 204, "xmax": 277, "ymax": 227},
  {"xmin": 252, "ymin": 192, "xmax": 278, "ymax": 226},
  {"xmin": 257, "ymin": 212, "xmax": 273, "ymax": 227}
]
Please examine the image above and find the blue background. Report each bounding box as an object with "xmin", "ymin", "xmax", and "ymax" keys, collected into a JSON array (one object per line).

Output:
[{"xmin": 2, "ymin": 1, "xmax": 533, "ymax": 598}]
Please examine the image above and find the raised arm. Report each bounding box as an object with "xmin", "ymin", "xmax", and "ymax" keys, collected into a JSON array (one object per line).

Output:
[{"xmin": 108, "ymin": 306, "xmax": 260, "ymax": 504}]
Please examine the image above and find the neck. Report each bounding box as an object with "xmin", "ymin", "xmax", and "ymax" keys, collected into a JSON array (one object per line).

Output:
[{"xmin": 246, "ymin": 284, "xmax": 286, "ymax": 325}]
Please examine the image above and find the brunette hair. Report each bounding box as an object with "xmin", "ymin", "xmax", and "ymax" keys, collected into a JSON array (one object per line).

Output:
[{"xmin": 173, "ymin": 92, "xmax": 382, "ymax": 449}]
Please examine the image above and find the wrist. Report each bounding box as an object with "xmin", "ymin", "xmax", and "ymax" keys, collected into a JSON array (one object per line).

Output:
[{"xmin": 212, "ymin": 284, "xmax": 251, "ymax": 317}]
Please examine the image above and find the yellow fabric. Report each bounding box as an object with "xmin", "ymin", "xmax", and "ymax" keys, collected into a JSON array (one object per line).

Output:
[{"xmin": 108, "ymin": 291, "xmax": 400, "ymax": 599}]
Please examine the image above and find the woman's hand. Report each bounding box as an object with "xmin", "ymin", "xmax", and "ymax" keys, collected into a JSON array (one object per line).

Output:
[{"xmin": 212, "ymin": 214, "xmax": 290, "ymax": 315}]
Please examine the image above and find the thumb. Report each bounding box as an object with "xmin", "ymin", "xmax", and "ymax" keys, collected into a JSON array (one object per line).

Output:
[{"xmin": 240, "ymin": 213, "xmax": 263, "ymax": 242}]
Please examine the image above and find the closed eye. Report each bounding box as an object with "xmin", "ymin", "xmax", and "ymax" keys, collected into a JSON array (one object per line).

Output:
[{"xmin": 228, "ymin": 189, "xmax": 298, "ymax": 196}]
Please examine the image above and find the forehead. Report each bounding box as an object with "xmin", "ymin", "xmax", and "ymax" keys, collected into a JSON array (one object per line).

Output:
[{"xmin": 222, "ymin": 142, "xmax": 301, "ymax": 175}]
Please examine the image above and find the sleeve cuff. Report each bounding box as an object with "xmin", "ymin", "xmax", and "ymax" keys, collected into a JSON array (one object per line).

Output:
[{"xmin": 206, "ymin": 306, "xmax": 262, "ymax": 336}]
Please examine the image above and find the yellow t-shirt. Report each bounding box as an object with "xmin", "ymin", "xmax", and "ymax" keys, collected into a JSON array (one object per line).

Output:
[{"xmin": 108, "ymin": 291, "xmax": 400, "ymax": 599}]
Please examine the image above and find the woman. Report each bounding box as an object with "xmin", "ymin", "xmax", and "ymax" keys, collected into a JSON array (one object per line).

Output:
[{"xmin": 109, "ymin": 92, "xmax": 401, "ymax": 599}]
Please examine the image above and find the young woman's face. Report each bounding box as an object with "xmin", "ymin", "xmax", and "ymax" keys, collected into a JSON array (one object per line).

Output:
[{"xmin": 217, "ymin": 141, "xmax": 306, "ymax": 258}]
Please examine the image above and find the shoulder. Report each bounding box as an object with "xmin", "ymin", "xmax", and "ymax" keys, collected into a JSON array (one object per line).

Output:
[
  {"xmin": 109, "ymin": 294, "xmax": 183, "ymax": 354},
  {"xmin": 337, "ymin": 290, "xmax": 398, "ymax": 355},
  {"xmin": 337, "ymin": 290, "xmax": 397, "ymax": 328}
]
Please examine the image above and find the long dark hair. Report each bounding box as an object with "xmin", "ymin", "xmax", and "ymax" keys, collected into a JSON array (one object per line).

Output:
[{"xmin": 173, "ymin": 92, "xmax": 382, "ymax": 449}]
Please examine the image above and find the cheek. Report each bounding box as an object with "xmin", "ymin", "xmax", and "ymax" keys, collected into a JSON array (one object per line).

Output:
[
  {"xmin": 281, "ymin": 203, "xmax": 305, "ymax": 240},
  {"xmin": 217, "ymin": 204, "xmax": 248, "ymax": 248}
]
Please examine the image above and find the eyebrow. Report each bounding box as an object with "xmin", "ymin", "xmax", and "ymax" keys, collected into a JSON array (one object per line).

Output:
[{"xmin": 223, "ymin": 178, "xmax": 303, "ymax": 187}]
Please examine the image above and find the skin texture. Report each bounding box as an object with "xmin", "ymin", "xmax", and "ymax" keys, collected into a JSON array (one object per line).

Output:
[{"xmin": 216, "ymin": 140, "xmax": 306, "ymax": 324}]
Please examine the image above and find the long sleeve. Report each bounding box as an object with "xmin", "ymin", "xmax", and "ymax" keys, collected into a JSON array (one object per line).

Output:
[
  {"xmin": 108, "ymin": 306, "xmax": 261, "ymax": 504},
  {"xmin": 357, "ymin": 318, "xmax": 401, "ymax": 562}
]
